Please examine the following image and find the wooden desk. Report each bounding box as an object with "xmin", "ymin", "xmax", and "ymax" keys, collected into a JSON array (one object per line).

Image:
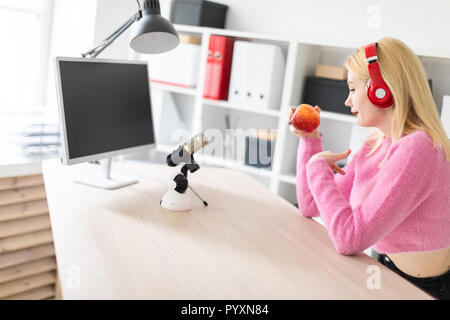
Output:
[{"xmin": 42, "ymin": 159, "xmax": 432, "ymax": 299}]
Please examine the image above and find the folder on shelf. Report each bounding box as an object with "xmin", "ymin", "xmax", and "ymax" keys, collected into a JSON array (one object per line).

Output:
[
  {"xmin": 250, "ymin": 42, "xmax": 286, "ymax": 109},
  {"xmin": 315, "ymin": 64, "xmax": 348, "ymax": 81},
  {"xmin": 141, "ymin": 42, "xmax": 201, "ymax": 88},
  {"xmin": 228, "ymin": 41, "xmax": 286, "ymax": 109},
  {"xmin": 228, "ymin": 41, "xmax": 251, "ymax": 105},
  {"xmin": 203, "ymin": 35, "xmax": 235, "ymax": 100},
  {"xmin": 244, "ymin": 130, "xmax": 277, "ymax": 169}
]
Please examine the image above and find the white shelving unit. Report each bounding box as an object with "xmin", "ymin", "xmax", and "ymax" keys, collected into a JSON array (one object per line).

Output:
[
  {"xmin": 150, "ymin": 82, "xmax": 197, "ymax": 96},
  {"xmin": 132, "ymin": 23, "xmax": 450, "ymax": 208},
  {"xmin": 203, "ymin": 99, "xmax": 282, "ymax": 118}
]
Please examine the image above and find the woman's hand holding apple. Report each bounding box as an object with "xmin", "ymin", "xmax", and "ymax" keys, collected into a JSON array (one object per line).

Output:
[{"xmin": 288, "ymin": 104, "xmax": 321, "ymax": 138}]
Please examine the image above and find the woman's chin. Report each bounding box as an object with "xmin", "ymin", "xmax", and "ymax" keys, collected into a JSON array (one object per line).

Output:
[{"xmin": 356, "ymin": 117, "xmax": 368, "ymax": 127}]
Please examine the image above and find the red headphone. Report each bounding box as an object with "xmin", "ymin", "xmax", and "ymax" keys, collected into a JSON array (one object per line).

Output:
[{"xmin": 364, "ymin": 42, "xmax": 394, "ymax": 108}]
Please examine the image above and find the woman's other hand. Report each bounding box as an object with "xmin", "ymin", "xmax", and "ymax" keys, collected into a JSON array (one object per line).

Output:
[{"xmin": 308, "ymin": 149, "xmax": 352, "ymax": 175}]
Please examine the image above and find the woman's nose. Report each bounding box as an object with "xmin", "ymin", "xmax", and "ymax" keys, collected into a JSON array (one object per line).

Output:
[{"xmin": 344, "ymin": 94, "xmax": 352, "ymax": 108}]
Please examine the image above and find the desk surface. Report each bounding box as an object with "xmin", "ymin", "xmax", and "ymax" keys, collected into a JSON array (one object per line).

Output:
[{"xmin": 42, "ymin": 159, "xmax": 432, "ymax": 299}]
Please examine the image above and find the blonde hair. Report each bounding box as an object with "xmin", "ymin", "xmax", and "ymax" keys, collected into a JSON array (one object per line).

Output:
[{"xmin": 344, "ymin": 37, "xmax": 450, "ymax": 167}]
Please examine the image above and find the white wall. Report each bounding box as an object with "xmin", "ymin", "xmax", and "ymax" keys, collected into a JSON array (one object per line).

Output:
[
  {"xmin": 220, "ymin": 0, "xmax": 450, "ymax": 58},
  {"xmin": 93, "ymin": 0, "xmax": 136, "ymax": 59}
]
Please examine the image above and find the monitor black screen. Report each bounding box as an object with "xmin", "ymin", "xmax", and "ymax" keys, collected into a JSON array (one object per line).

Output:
[{"xmin": 58, "ymin": 60, "xmax": 155, "ymax": 159}]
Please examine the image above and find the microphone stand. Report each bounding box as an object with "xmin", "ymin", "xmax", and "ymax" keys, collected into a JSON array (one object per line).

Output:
[
  {"xmin": 160, "ymin": 143, "xmax": 208, "ymax": 211},
  {"xmin": 175, "ymin": 163, "xmax": 208, "ymax": 207},
  {"xmin": 188, "ymin": 185, "xmax": 208, "ymax": 207}
]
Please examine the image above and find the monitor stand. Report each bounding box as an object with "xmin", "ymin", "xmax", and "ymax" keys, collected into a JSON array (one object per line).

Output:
[{"xmin": 74, "ymin": 157, "xmax": 137, "ymax": 190}]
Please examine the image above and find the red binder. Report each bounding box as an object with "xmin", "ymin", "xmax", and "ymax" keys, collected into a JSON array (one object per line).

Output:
[{"xmin": 203, "ymin": 35, "xmax": 235, "ymax": 100}]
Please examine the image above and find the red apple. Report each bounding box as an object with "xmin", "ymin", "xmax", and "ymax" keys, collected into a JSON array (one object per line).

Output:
[{"xmin": 289, "ymin": 104, "xmax": 320, "ymax": 132}]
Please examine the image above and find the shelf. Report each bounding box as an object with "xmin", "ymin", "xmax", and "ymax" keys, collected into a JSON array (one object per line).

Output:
[
  {"xmin": 278, "ymin": 174, "xmax": 296, "ymax": 185},
  {"xmin": 320, "ymin": 111, "xmax": 356, "ymax": 124},
  {"xmin": 195, "ymin": 154, "xmax": 274, "ymax": 178},
  {"xmin": 174, "ymin": 24, "xmax": 292, "ymax": 44},
  {"xmin": 174, "ymin": 24, "xmax": 205, "ymax": 35},
  {"xmin": 203, "ymin": 99, "xmax": 281, "ymax": 117},
  {"xmin": 150, "ymin": 82, "xmax": 197, "ymax": 96}
]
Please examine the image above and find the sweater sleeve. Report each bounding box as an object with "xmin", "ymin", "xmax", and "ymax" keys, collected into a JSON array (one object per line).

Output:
[
  {"xmin": 296, "ymin": 137, "xmax": 357, "ymax": 218},
  {"xmin": 305, "ymin": 135, "xmax": 436, "ymax": 255}
]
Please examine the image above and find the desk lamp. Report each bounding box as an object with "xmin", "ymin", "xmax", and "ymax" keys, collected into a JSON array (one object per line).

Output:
[{"xmin": 82, "ymin": 0, "xmax": 179, "ymax": 58}]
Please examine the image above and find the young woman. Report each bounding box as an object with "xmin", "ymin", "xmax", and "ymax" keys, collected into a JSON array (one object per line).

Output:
[{"xmin": 291, "ymin": 38, "xmax": 450, "ymax": 299}]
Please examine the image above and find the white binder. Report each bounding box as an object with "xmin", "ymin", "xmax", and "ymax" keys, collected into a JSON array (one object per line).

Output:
[
  {"xmin": 228, "ymin": 41, "xmax": 286, "ymax": 109},
  {"xmin": 141, "ymin": 43, "xmax": 200, "ymax": 87},
  {"xmin": 248, "ymin": 42, "xmax": 286, "ymax": 109},
  {"xmin": 228, "ymin": 41, "xmax": 251, "ymax": 105}
]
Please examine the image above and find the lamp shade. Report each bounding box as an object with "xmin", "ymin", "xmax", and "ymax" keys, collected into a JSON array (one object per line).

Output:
[{"xmin": 130, "ymin": 0, "xmax": 180, "ymax": 54}]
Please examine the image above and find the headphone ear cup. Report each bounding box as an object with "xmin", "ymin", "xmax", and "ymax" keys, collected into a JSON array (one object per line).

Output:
[{"xmin": 366, "ymin": 79, "xmax": 393, "ymax": 108}]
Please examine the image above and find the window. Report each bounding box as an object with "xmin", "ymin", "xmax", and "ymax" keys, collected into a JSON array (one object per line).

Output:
[
  {"xmin": 0, "ymin": 0, "xmax": 55, "ymax": 157},
  {"xmin": 0, "ymin": 0, "xmax": 53, "ymax": 118}
]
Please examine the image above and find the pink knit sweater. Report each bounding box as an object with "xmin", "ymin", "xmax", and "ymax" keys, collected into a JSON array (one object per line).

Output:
[{"xmin": 296, "ymin": 130, "xmax": 450, "ymax": 255}]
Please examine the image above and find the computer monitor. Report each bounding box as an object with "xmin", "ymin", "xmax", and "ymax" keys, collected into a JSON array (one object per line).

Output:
[{"xmin": 55, "ymin": 57, "xmax": 155, "ymax": 189}]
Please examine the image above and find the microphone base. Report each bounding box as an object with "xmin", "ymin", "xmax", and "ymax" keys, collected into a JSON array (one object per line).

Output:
[{"xmin": 160, "ymin": 190, "xmax": 192, "ymax": 212}]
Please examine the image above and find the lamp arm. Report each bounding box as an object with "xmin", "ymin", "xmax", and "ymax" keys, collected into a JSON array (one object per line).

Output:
[{"xmin": 81, "ymin": 11, "xmax": 142, "ymax": 58}]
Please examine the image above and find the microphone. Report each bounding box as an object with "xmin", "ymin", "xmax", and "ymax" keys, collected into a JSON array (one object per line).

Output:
[
  {"xmin": 182, "ymin": 132, "xmax": 209, "ymax": 155},
  {"xmin": 166, "ymin": 132, "xmax": 209, "ymax": 169}
]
